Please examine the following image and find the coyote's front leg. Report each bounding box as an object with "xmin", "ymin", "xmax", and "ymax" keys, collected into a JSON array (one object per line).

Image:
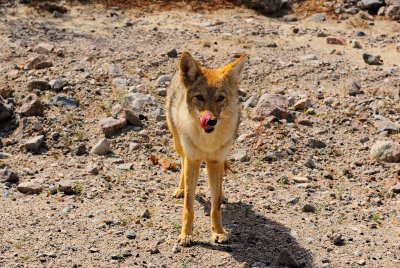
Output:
[
  {"xmin": 206, "ymin": 160, "xmax": 229, "ymax": 243},
  {"xmin": 178, "ymin": 158, "xmax": 201, "ymax": 246}
]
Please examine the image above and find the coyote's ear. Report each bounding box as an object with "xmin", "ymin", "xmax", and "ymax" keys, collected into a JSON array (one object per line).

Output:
[
  {"xmin": 222, "ymin": 54, "xmax": 248, "ymax": 81},
  {"xmin": 179, "ymin": 51, "xmax": 203, "ymax": 88}
]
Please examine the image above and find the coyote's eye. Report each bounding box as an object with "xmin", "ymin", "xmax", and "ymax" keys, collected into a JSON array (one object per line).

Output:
[
  {"xmin": 217, "ymin": 96, "xmax": 225, "ymax": 102},
  {"xmin": 196, "ymin": 95, "xmax": 204, "ymax": 101}
]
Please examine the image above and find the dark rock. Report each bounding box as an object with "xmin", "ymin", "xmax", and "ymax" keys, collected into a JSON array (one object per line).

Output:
[
  {"xmin": 307, "ymin": 139, "xmax": 327, "ymax": 149},
  {"xmin": 302, "ymin": 204, "xmax": 316, "ymax": 213},
  {"xmin": 99, "ymin": 117, "xmax": 126, "ymax": 135},
  {"xmin": 0, "ymin": 97, "xmax": 12, "ymax": 121},
  {"xmin": 27, "ymin": 80, "xmax": 51, "ymax": 91},
  {"xmin": 331, "ymin": 233, "xmax": 345, "ymax": 246},
  {"xmin": 363, "ymin": 53, "xmax": 383, "ymax": 65},
  {"xmin": 275, "ymin": 249, "xmax": 301, "ymax": 268},
  {"xmin": 167, "ymin": 48, "xmax": 178, "ymax": 58},
  {"xmin": 0, "ymin": 169, "xmax": 19, "ymax": 183},
  {"xmin": 17, "ymin": 181, "xmax": 43, "ymax": 195},
  {"xmin": 239, "ymin": 0, "xmax": 284, "ymax": 14},
  {"xmin": 51, "ymin": 95, "xmax": 79, "ymax": 108}
]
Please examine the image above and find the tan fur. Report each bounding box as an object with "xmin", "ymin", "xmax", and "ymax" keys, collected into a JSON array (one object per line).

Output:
[{"xmin": 166, "ymin": 51, "xmax": 247, "ymax": 246}]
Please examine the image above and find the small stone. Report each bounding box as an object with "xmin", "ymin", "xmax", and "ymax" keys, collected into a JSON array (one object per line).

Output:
[
  {"xmin": 283, "ymin": 14, "xmax": 298, "ymax": 22},
  {"xmin": 75, "ymin": 142, "xmax": 87, "ymax": 155},
  {"xmin": 331, "ymin": 233, "xmax": 344, "ymax": 246},
  {"xmin": 19, "ymin": 94, "xmax": 44, "ymax": 117},
  {"xmin": 99, "ymin": 117, "xmax": 126, "ymax": 135},
  {"xmin": 24, "ymin": 135, "xmax": 44, "ymax": 153},
  {"xmin": 49, "ymin": 79, "xmax": 69, "ymax": 92},
  {"xmin": 89, "ymin": 247, "xmax": 99, "ymax": 253},
  {"xmin": 33, "ymin": 43, "xmax": 54, "ymax": 54},
  {"xmin": 123, "ymin": 93, "xmax": 154, "ymax": 113},
  {"xmin": 349, "ymin": 80, "xmax": 362, "ymax": 96},
  {"xmin": 172, "ymin": 243, "xmax": 181, "ymax": 253},
  {"xmin": 27, "ymin": 80, "xmax": 50, "ymax": 91},
  {"xmin": 129, "ymin": 142, "xmax": 140, "ymax": 151},
  {"xmin": 34, "ymin": 61, "xmax": 53, "ymax": 70},
  {"xmin": 24, "ymin": 55, "xmax": 46, "ymax": 70},
  {"xmin": 305, "ymin": 158, "xmax": 316, "ymax": 169},
  {"xmin": 126, "ymin": 231, "xmax": 136, "ymax": 239},
  {"xmin": 17, "ymin": 181, "xmax": 43, "ymax": 195},
  {"xmin": 121, "ymin": 249, "xmax": 132, "ymax": 258},
  {"xmin": 358, "ymin": 259, "xmax": 366, "ymax": 266},
  {"xmin": 327, "ymin": 36, "xmax": 346, "ymax": 45},
  {"xmin": 58, "ymin": 180, "xmax": 82, "ymax": 195},
  {"xmin": 0, "ymin": 85, "xmax": 14, "ymax": 98},
  {"xmin": 124, "ymin": 109, "xmax": 143, "ymax": 126},
  {"xmin": 275, "ymin": 249, "xmax": 300, "ymax": 267},
  {"xmin": 352, "ymin": 40, "xmax": 362, "ymax": 49},
  {"xmin": 287, "ymin": 197, "xmax": 300, "ymax": 205},
  {"xmin": 156, "ymin": 88, "xmax": 167, "ymax": 96},
  {"xmin": 263, "ymin": 152, "xmax": 277, "ymax": 162},
  {"xmin": 243, "ymin": 95, "xmax": 259, "ymax": 108},
  {"xmin": 323, "ymin": 97, "xmax": 336, "ymax": 106},
  {"xmin": 374, "ymin": 115, "xmax": 399, "ymax": 134},
  {"xmin": 87, "ymin": 164, "xmax": 99, "ymax": 175},
  {"xmin": 0, "ymin": 169, "xmax": 19, "ymax": 183},
  {"xmin": 294, "ymin": 98, "xmax": 311, "ymax": 110},
  {"xmin": 91, "ymin": 138, "xmax": 111, "ymax": 155},
  {"xmin": 391, "ymin": 184, "xmax": 400, "ymax": 194},
  {"xmin": 51, "ymin": 95, "xmax": 79, "ymax": 108},
  {"xmin": 252, "ymin": 94, "xmax": 291, "ymax": 121},
  {"xmin": 148, "ymin": 245, "xmax": 159, "ymax": 255},
  {"xmin": 293, "ymin": 176, "xmax": 309, "ymax": 183},
  {"xmin": 142, "ymin": 209, "xmax": 151, "ymax": 219},
  {"xmin": 370, "ymin": 141, "xmax": 400, "ymax": 163},
  {"xmin": 232, "ymin": 150, "xmax": 249, "ymax": 162},
  {"xmin": 111, "ymin": 254, "xmax": 124, "ymax": 260},
  {"xmin": 307, "ymin": 13, "xmax": 326, "ymax": 22},
  {"xmin": 112, "ymin": 77, "xmax": 128, "ymax": 90},
  {"xmin": 0, "ymin": 98, "xmax": 12, "ymax": 121},
  {"xmin": 307, "ymin": 139, "xmax": 326, "ymax": 149},
  {"xmin": 302, "ymin": 204, "xmax": 316, "ymax": 213},
  {"xmin": 363, "ymin": 53, "xmax": 383, "ymax": 65},
  {"xmin": 117, "ymin": 163, "xmax": 133, "ymax": 170},
  {"xmin": 167, "ymin": 48, "xmax": 178, "ymax": 58},
  {"xmin": 155, "ymin": 75, "xmax": 171, "ymax": 87}
]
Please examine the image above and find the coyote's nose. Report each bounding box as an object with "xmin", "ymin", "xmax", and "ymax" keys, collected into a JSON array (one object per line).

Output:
[{"xmin": 207, "ymin": 119, "xmax": 217, "ymax": 127}]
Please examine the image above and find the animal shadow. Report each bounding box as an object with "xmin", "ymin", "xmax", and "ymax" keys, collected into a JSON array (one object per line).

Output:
[{"xmin": 196, "ymin": 196, "xmax": 315, "ymax": 268}]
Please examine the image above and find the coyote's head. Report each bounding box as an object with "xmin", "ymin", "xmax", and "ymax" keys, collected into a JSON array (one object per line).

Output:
[{"xmin": 179, "ymin": 51, "xmax": 247, "ymax": 134}]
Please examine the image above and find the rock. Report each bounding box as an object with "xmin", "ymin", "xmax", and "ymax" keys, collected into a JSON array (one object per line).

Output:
[
  {"xmin": 324, "ymin": 97, "xmax": 336, "ymax": 106},
  {"xmin": 75, "ymin": 142, "xmax": 87, "ymax": 155},
  {"xmin": 386, "ymin": 5, "xmax": 400, "ymax": 20},
  {"xmin": 27, "ymin": 80, "xmax": 51, "ymax": 91},
  {"xmin": 156, "ymin": 88, "xmax": 167, "ymax": 96},
  {"xmin": 377, "ymin": 6, "xmax": 386, "ymax": 15},
  {"xmin": 307, "ymin": 13, "xmax": 326, "ymax": 22},
  {"xmin": 24, "ymin": 55, "xmax": 46, "ymax": 70},
  {"xmin": 172, "ymin": 243, "xmax": 181, "ymax": 253},
  {"xmin": 117, "ymin": 163, "xmax": 133, "ymax": 170},
  {"xmin": 327, "ymin": 36, "xmax": 346, "ymax": 45},
  {"xmin": 0, "ymin": 97, "xmax": 12, "ymax": 121},
  {"xmin": 360, "ymin": 0, "xmax": 385, "ymax": 9},
  {"xmin": 121, "ymin": 249, "xmax": 132, "ymax": 258},
  {"xmin": 167, "ymin": 48, "xmax": 178, "ymax": 58},
  {"xmin": 51, "ymin": 95, "xmax": 79, "ymax": 108},
  {"xmin": 17, "ymin": 181, "xmax": 43, "ymax": 195},
  {"xmin": 331, "ymin": 233, "xmax": 344, "ymax": 246},
  {"xmin": 345, "ymin": 7, "xmax": 360, "ymax": 14},
  {"xmin": 0, "ymin": 85, "xmax": 14, "ymax": 98},
  {"xmin": 293, "ymin": 98, "xmax": 311, "ymax": 110},
  {"xmin": 129, "ymin": 142, "xmax": 140, "ymax": 151},
  {"xmin": 352, "ymin": 40, "xmax": 362, "ymax": 49},
  {"xmin": 307, "ymin": 139, "xmax": 327, "ymax": 149},
  {"xmin": 142, "ymin": 209, "xmax": 151, "ymax": 219},
  {"xmin": 283, "ymin": 14, "xmax": 297, "ymax": 22},
  {"xmin": 89, "ymin": 247, "xmax": 99, "ymax": 253},
  {"xmin": 148, "ymin": 245, "xmax": 159, "ymax": 255},
  {"xmin": 87, "ymin": 164, "xmax": 99, "ymax": 175},
  {"xmin": 358, "ymin": 11, "xmax": 374, "ymax": 20},
  {"xmin": 302, "ymin": 204, "xmax": 316, "ymax": 213},
  {"xmin": 358, "ymin": 259, "xmax": 367, "ymax": 266},
  {"xmin": 99, "ymin": 117, "xmax": 126, "ymax": 135},
  {"xmin": 244, "ymin": 95, "xmax": 259, "ymax": 109},
  {"xmin": 112, "ymin": 77, "xmax": 128, "ymax": 90},
  {"xmin": 0, "ymin": 169, "xmax": 19, "ymax": 183},
  {"xmin": 392, "ymin": 184, "xmax": 400, "ymax": 194},
  {"xmin": 252, "ymin": 94, "xmax": 290, "ymax": 121},
  {"xmin": 105, "ymin": 63, "xmax": 122, "ymax": 75},
  {"xmin": 18, "ymin": 94, "xmax": 44, "ymax": 117},
  {"xmin": 126, "ymin": 231, "xmax": 136, "ymax": 239},
  {"xmin": 49, "ymin": 79, "xmax": 69, "ymax": 92},
  {"xmin": 24, "ymin": 135, "xmax": 44, "ymax": 153},
  {"xmin": 58, "ymin": 180, "xmax": 82, "ymax": 195},
  {"xmin": 34, "ymin": 61, "xmax": 53, "ymax": 70},
  {"xmin": 363, "ymin": 53, "xmax": 383, "ymax": 65},
  {"xmin": 374, "ymin": 115, "xmax": 399, "ymax": 133},
  {"xmin": 275, "ymin": 249, "xmax": 300, "ymax": 268},
  {"xmin": 155, "ymin": 75, "xmax": 171, "ymax": 87},
  {"xmin": 91, "ymin": 138, "xmax": 111, "ymax": 155},
  {"xmin": 239, "ymin": 0, "xmax": 284, "ymax": 14},
  {"xmin": 33, "ymin": 43, "xmax": 54, "ymax": 54},
  {"xmin": 299, "ymin": 54, "xmax": 317, "ymax": 61},
  {"xmin": 349, "ymin": 80, "xmax": 362, "ymax": 96},
  {"xmin": 232, "ymin": 150, "xmax": 249, "ymax": 162},
  {"xmin": 124, "ymin": 110, "xmax": 143, "ymax": 126},
  {"xmin": 123, "ymin": 93, "xmax": 154, "ymax": 113},
  {"xmin": 370, "ymin": 141, "xmax": 400, "ymax": 163},
  {"xmin": 293, "ymin": 176, "xmax": 309, "ymax": 183}
]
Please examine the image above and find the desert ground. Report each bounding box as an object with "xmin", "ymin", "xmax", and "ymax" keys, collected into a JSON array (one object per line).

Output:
[{"xmin": 1, "ymin": 1, "xmax": 400, "ymax": 267}]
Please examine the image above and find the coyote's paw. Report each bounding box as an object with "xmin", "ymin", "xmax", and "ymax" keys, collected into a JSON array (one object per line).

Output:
[
  {"xmin": 178, "ymin": 234, "xmax": 194, "ymax": 247},
  {"xmin": 173, "ymin": 188, "xmax": 184, "ymax": 199},
  {"xmin": 211, "ymin": 231, "xmax": 230, "ymax": 244}
]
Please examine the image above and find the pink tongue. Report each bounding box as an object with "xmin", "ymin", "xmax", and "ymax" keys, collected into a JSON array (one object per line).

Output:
[{"xmin": 200, "ymin": 114, "xmax": 212, "ymax": 130}]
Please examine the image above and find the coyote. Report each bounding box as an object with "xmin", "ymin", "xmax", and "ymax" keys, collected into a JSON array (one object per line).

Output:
[{"xmin": 166, "ymin": 51, "xmax": 248, "ymax": 246}]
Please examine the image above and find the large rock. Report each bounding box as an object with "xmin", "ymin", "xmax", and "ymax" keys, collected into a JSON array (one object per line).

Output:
[
  {"xmin": 17, "ymin": 181, "xmax": 43, "ymax": 195},
  {"xmin": 239, "ymin": 0, "xmax": 284, "ymax": 14},
  {"xmin": 370, "ymin": 141, "xmax": 400, "ymax": 163},
  {"xmin": 0, "ymin": 97, "xmax": 12, "ymax": 121},
  {"xmin": 18, "ymin": 94, "xmax": 44, "ymax": 117},
  {"xmin": 252, "ymin": 93, "xmax": 291, "ymax": 121},
  {"xmin": 99, "ymin": 117, "xmax": 126, "ymax": 135},
  {"xmin": 0, "ymin": 169, "xmax": 19, "ymax": 183},
  {"xmin": 360, "ymin": 0, "xmax": 385, "ymax": 9},
  {"xmin": 91, "ymin": 138, "xmax": 111, "ymax": 155},
  {"xmin": 123, "ymin": 93, "xmax": 154, "ymax": 113}
]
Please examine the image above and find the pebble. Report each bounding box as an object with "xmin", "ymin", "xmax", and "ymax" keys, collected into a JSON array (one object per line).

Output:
[
  {"xmin": 126, "ymin": 231, "xmax": 136, "ymax": 239},
  {"xmin": 331, "ymin": 233, "xmax": 344, "ymax": 246},
  {"xmin": 172, "ymin": 243, "xmax": 181, "ymax": 253},
  {"xmin": 326, "ymin": 36, "xmax": 346, "ymax": 45},
  {"xmin": 17, "ymin": 181, "xmax": 43, "ymax": 195},
  {"xmin": 124, "ymin": 109, "xmax": 143, "ymax": 126},
  {"xmin": 252, "ymin": 94, "xmax": 291, "ymax": 121},
  {"xmin": 392, "ymin": 184, "xmax": 400, "ymax": 194},
  {"xmin": 18, "ymin": 94, "xmax": 44, "ymax": 117},
  {"xmin": 99, "ymin": 117, "xmax": 126, "ymax": 135},
  {"xmin": 232, "ymin": 150, "xmax": 249, "ymax": 162},
  {"xmin": 293, "ymin": 176, "xmax": 309, "ymax": 183},
  {"xmin": 142, "ymin": 209, "xmax": 151, "ymax": 219},
  {"xmin": 49, "ymin": 79, "xmax": 69, "ymax": 92},
  {"xmin": 0, "ymin": 169, "xmax": 19, "ymax": 183},
  {"xmin": 362, "ymin": 53, "xmax": 383, "ymax": 65},
  {"xmin": 294, "ymin": 98, "xmax": 311, "ymax": 110},
  {"xmin": 27, "ymin": 80, "xmax": 50, "ymax": 91},
  {"xmin": 24, "ymin": 135, "xmax": 44, "ymax": 153},
  {"xmin": 58, "ymin": 179, "xmax": 81, "ymax": 195},
  {"xmin": 129, "ymin": 142, "xmax": 140, "ymax": 151},
  {"xmin": 370, "ymin": 141, "xmax": 400, "ymax": 163},
  {"xmin": 51, "ymin": 95, "xmax": 79, "ymax": 108},
  {"xmin": 307, "ymin": 139, "xmax": 327, "ymax": 149},
  {"xmin": 33, "ymin": 43, "xmax": 54, "ymax": 54},
  {"xmin": 302, "ymin": 204, "xmax": 316, "ymax": 213},
  {"xmin": 91, "ymin": 138, "xmax": 111, "ymax": 155},
  {"xmin": 167, "ymin": 48, "xmax": 178, "ymax": 58}
]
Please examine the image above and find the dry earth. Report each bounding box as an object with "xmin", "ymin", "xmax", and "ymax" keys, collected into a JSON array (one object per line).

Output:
[{"xmin": 1, "ymin": 1, "xmax": 400, "ymax": 268}]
